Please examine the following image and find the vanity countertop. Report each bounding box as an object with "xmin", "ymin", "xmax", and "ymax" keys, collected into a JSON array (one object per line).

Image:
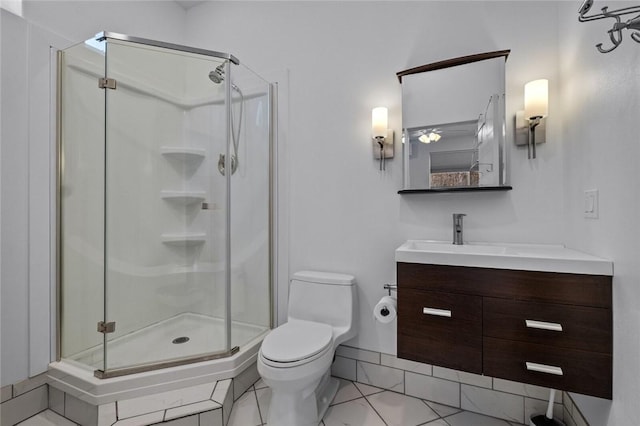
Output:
[{"xmin": 395, "ymin": 240, "xmax": 613, "ymax": 276}]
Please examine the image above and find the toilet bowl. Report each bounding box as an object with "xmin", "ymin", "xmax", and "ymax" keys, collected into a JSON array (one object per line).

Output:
[{"xmin": 257, "ymin": 271, "xmax": 357, "ymax": 426}]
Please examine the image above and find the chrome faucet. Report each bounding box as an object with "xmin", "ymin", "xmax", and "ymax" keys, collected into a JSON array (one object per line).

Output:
[{"xmin": 453, "ymin": 213, "xmax": 466, "ymax": 245}]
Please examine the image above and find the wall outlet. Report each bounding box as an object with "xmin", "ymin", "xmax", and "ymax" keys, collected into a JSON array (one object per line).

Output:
[{"xmin": 584, "ymin": 189, "xmax": 599, "ymax": 219}]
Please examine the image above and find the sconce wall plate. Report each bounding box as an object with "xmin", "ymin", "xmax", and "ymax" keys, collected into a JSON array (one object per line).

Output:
[
  {"xmin": 515, "ymin": 112, "xmax": 546, "ymax": 146},
  {"xmin": 373, "ymin": 130, "xmax": 395, "ymax": 159}
]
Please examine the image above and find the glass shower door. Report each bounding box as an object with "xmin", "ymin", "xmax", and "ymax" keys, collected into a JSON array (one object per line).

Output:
[
  {"xmin": 101, "ymin": 39, "xmax": 230, "ymax": 374},
  {"xmin": 227, "ymin": 65, "xmax": 273, "ymax": 349},
  {"xmin": 58, "ymin": 39, "xmax": 107, "ymax": 369}
]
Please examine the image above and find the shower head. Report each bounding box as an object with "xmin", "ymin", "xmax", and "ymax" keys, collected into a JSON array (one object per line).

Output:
[
  {"xmin": 208, "ymin": 64, "xmax": 225, "ymax": 84},
  {"xmin": 208, "ymin": 63, "xmax": 244, "ymax": 97}
]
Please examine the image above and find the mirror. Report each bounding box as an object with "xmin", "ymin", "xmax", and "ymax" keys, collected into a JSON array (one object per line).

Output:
[{"xmin": 398, "ymin": 51, "xmax": 511, "ymax": 193}]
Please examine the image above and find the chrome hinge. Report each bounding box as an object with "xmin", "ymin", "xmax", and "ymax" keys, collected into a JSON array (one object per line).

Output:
[
  {"xmin": 98, "ymin": 78, "xmax": 117, "ymax": 89},
  {"xmin": 97, "ymin": 321, "xmax": 116, "ymax": 333},
  {"xmin": 202, "ymin": 202, "xmax": 217, "ymax": 210}
]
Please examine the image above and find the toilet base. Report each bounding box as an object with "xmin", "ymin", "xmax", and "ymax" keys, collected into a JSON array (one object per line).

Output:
[
  {"xmin": 266, "ymin": 371, "xmax": 339, "ymax": 426},
  {"xmin": 315, "ymin": 371, "xmax": 339, "ymax": 421}
]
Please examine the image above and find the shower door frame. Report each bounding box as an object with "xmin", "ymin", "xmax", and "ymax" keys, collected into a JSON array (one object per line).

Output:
[{"xmin": 56, "ymin": 32, "xmax": 275, "ymax": 379}]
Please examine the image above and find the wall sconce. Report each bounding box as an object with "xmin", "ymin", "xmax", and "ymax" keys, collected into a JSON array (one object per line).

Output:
[
  {"xmin": 515, "ymin": 79, "xmax": 548, "ymax": 159},
  {"xmin": 372, "ymin": 107, "xmax": 394, "ymax": 170}
]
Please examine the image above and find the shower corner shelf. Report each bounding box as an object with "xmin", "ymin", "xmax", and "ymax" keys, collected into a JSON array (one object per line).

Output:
[
  {"xmin": 161, "ymin": 233, "xmax": 206, "ymax": 247},
  {"xmin": 160, "ymin": 147, "xmax": 206, "ymax": 162},
  {"xmin": 160, "ymin": 190, "xmax": 207, "ymax": 206}
]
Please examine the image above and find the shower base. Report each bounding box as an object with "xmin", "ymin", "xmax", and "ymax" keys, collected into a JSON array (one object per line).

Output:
[
  {"xmin": 48, "ymin": 313, "xmax": 269, "ymax": 405},
  {"xmin": 70, "ymin": 312, "xmax": 267, "ymax": 370}
]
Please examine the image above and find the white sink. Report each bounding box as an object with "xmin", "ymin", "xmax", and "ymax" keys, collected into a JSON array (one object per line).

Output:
[{"xmin": 395, "ymin": 240, "xmax": 613, "ymax": 275}]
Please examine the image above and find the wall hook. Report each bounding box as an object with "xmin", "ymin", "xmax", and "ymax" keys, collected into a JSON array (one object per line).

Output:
[{"xmin": 578, "ymin": 0, "xmax": 640, "ymax": 53}]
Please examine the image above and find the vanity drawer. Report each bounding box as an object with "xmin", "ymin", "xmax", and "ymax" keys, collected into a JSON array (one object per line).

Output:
[
  {"xmin": 398, "ymin": 289, "xmax": 482, "ymax": 373},
  {"xmin": 483, "ymin": 298, "xmax": 612, "ymax": 353},
  {"xmin": 484, "ymin": 337, "xmax": 612, "ymax": 399},
  {"xmin": 397, "ymin": 262, "xmax": 612, "ymax": 308}
]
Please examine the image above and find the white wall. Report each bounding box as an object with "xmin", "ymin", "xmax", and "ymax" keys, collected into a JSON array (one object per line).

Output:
[
  {"xmin": 22, "ymin": 0, "xmax": 186, "ymax": 45},
  {"xmin": 557, "ymin": 2, "xmax": 640, "ymax": 424},
  {"xmin": 1, "ymin": 8, "xmax": 31, "ymax": 387},
  {"xmin": 186, "ymin": 0, "xmax": 562, "ymax": 355},
  {"xmin": 0, "ymin": 1, "xmax": 187, "ymax": 385},
  {"xmin": 188, "ymin": 4, "xmax": 640, "ymax": 422}
]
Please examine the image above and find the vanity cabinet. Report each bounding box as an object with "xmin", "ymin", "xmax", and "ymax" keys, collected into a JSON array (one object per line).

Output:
[{"xmin": 397, "ymin": 262, "xmax": 613, "ymax": 399}]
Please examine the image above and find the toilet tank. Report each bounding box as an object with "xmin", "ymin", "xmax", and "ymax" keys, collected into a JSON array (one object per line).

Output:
[{"xmin": 287, "ymin": 271, "xmax": 357, "ymax": 333}]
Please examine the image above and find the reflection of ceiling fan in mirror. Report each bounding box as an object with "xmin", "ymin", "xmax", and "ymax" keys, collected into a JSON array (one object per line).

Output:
[
  {"xmin": 413, "ymin": 120, "xmax": 477, "ymax": 144},
  {"xmin": 418, "ymin": 128, "xmax": 441, "ymax": 144}
]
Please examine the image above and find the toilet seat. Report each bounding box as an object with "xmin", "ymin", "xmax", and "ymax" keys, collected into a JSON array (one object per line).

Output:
[{"xmin": 260, "ymin": 320, "xmax": 333, "ymax": 367}]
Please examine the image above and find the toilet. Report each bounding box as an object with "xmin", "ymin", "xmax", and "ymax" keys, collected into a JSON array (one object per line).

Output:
[{"xmin": 257, "ymin": 270, "xmax": 357, "ymax": 426}]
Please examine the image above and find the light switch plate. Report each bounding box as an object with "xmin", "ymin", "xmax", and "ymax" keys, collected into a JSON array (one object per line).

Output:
[{"xmin": 584, "ymin": 189, "xmax": 599, "ymax": 219}]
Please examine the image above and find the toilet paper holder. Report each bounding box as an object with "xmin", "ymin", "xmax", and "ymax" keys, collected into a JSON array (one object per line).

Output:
[
  {"xmin": 383, "ymin": 283, "xmax": 397, "ymax": 296},
  {"xmin": 375, "ymin": 285, "xmax": 398, "ymax": 322}
]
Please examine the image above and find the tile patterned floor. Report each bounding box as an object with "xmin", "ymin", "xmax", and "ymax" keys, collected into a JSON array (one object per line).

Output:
[
  {"xmin": 18, "ymin": 378, "xmax": 528, "ymax": 426},
  {"xmin": 231, "ymin": 378, "xmax": 528, "ymax": 426}
]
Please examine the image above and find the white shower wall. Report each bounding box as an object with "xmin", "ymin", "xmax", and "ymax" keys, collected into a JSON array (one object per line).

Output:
[{"xmin": 183, "ymin": 74, "xmax": 272, "ymax": 331}]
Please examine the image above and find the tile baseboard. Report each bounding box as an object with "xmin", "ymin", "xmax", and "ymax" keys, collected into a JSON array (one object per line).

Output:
[
  {"xmin": 331, "ymin": 344, "xmax": 587, "ymax": 426},
  {"xmin": 562, "ymin": 391, "xmax": 591, "ymax": 426},
  {"xmin": 0, "ymin": 384, "xmax": 48, "ymax": 426},
  {"xmin": 50, "ymin": 377, "xmax": 234, "ymax": 426},
  {"xmin": 1, "ymin": 364, "xmax": 249, "ymax": 426}
]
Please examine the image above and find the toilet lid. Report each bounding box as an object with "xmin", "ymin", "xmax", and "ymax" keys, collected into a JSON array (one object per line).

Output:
[{"xmin": 261, "ymin": 320, "xmax": 333, "ymax": 363}]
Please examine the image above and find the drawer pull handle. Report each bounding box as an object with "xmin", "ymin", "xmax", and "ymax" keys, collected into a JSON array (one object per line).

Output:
[
  {"xmin": 526, "ymin": 362, "xmax": 564, "ymax": 376},
  {"xmin": 525, "ymin": 320, "xmax": 563, "ymax": 332},
  {"xmin": 423, "ymin": 307, "xmax": 452, "ymax": 317}
]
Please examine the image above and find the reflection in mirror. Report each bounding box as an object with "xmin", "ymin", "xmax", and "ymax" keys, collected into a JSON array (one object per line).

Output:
[{"xmin": 398, "ymin": 51, "xmax": 511, "ymax": 193}]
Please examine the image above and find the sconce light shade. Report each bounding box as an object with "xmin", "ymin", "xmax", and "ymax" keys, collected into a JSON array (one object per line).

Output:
[
  {"xmin": 372, "ymin": 107, "xmax": 388, "ymax": 138},
  {"xmin": 524, "ymin": 79, "xmax": 548, "ymax": 119},
  {"xmin": 371, "ymin": 106, "xmax": 393, "ymax": 171},
  {"xmin": 520, "ymin": 79, "xmax": 549, "ymax": 160}
]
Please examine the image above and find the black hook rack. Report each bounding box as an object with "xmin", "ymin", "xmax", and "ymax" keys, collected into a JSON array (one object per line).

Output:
[{"xmin": 578, "ymin": 0, "xmax": 640, "ymax": 53}]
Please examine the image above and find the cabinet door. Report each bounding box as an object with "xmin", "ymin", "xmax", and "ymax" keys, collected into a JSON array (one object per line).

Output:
[{"xmin": 398, "ymin": 289, "xmax": 482, "ymax": 373}]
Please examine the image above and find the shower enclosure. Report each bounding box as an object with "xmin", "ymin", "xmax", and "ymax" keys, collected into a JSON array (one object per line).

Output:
[{"xmin": 57, "ymin": 32, "xmax": 273, "ymax": 378}]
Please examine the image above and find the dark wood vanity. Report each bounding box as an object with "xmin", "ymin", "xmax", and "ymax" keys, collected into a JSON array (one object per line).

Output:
[{"xmin": 397, "ymin": 262, "xmax": 613, "ymax": 399}]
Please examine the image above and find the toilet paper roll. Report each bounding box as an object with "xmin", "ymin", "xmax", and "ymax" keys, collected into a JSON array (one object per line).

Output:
[{"xmin": 374, "ymin": 295, "xmax": 397, "ymax": 323}]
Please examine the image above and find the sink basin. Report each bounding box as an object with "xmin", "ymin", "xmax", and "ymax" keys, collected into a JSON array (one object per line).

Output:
[
  {"xmin": 402, "ymin": 240, "xmax": 513, "ymax": 255},
  {"xmin": 395, "ymin": 240, "xmax": 613, "ymax": 275}
]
